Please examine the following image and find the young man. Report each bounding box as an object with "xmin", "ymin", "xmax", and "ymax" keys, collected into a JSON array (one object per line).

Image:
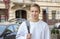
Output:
[{"xmin": 16, "ymin": 4, "xmax": 50, "ymax": 39}]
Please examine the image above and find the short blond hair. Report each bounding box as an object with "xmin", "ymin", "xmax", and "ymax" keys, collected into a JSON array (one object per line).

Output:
[{"xmin": 30, "ymin": 4, "xmax": 40, "ymax": 12}]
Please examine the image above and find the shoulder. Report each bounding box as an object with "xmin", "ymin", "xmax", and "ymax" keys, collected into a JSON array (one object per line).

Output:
[
  {"xmin": 39, "ymin": 20, "xmax": 48, "ymax": 27},
  {"xmin": 40, "ymin": 20, "xmax": 49, "ymax": 30},
  {"xmin": 40, "ymin": 20, "xmax": 48, "ymax": 24}
]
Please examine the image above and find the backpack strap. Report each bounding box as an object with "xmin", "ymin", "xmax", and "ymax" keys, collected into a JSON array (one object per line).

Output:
[{"xmin": 26, "ymin": 20, "xmax": 30, "ymax": 33}]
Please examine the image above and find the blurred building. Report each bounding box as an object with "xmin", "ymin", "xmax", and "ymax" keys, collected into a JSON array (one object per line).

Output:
[{"xmin": 0, "ymin": 0, "xmax": 60, "ymax": 25}]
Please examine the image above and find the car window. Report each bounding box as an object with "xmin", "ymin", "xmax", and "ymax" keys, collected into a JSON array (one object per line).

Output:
[
  {"xmin": 6, "ymin": 25, "xmax": 14, "ymax": 33},
  {"xmin": 0, "ymin": 25, "xmax": 6, "ymax": 35},
  {"xmin": 13, "ymin": 24, "xmax": 19, "ymax": 32}
]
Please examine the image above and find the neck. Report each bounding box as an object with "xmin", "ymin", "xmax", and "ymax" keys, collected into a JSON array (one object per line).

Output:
[{"xmin": 29, "ymin": 18, "xmax": 39, "ymax": 22}]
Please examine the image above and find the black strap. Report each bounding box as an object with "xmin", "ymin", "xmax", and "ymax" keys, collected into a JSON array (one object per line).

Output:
[{"xmin": 26, "ymin": 20, "xmax": 30, "ymax": 33}]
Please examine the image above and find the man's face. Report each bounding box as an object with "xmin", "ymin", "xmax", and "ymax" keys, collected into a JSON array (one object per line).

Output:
[{"xmin": 30, "ymin": 7, "xmax": 40, "ymax": 19}]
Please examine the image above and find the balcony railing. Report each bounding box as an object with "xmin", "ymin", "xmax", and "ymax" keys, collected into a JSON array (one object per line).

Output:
[
  {"xmin": 37, "ymin": 0, "xmax": 60, "ymax": 3},
  {"xmin": 11, "ymin": 0, "xmax": 32, "ymax": 3}
]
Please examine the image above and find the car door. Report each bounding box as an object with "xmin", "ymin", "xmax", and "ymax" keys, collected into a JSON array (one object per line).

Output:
[
  {"xmin": 4, "ymin": 24, "xmax": 19, "ymax": 39},
  {"xmin": 4, "ymin": 25, "xmax": 15, "ymax": 39}
]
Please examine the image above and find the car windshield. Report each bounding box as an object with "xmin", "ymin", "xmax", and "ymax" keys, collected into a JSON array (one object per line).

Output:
[{"xmin": 0, "ymin": 25, "xmax": 6, "ymax": 35}]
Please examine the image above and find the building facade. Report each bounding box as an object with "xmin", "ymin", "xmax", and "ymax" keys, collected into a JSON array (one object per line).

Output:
[{"xmin": 0, "ymin": 0, "xmax": 60, "ymax": 25}]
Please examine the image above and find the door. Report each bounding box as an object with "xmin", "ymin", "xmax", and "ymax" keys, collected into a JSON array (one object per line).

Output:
[
  {"xmin": 42, "ymin": 9, "xmax": 47, "ymax": 22},
  {"xmin": 15, "ymin": 10, "xmax": 27, "ymax": 19}
]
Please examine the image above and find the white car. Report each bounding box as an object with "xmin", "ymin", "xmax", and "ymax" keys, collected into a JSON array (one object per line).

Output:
[{"xmin": 55, "ymin": 23, "xmax": 60, "ymax": 29}]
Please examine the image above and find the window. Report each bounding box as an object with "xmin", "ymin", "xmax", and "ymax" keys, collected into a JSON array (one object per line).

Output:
[
  {"xmin": 15, "ymin": 10, "xmax": 27, "ymax": 19},
  {"xmin": 0, "ymin": 15, "xmax": 6, "ymax": 22},
  {"xmin": 0, "ymin": 9, "xmax": 8, "ymax": 22},
  {"xmin": 56, "ymin": 11, "xmax": 60, "ymax": 19},
  {"xmin": 42, "ymin": 9, "xmax": 48, "ymax": 22},
  {"xmin": 0, "ymin": 25, "xmax": 6, "ymax": 35},
  {"xmin": 13, "ymin": 24, "xmax": 19, "ymax": 32},
  {"xmin": 7, "ymin": 26, "xmax": 14, "ymax": 33},
  {"xmin": 52, "ymin": 10, "xmax": 56, "ymax": 20}
]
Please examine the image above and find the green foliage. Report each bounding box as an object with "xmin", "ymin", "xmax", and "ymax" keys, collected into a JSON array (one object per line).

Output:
[{"xmin": 51, "ymin": 27, "xmax": 59, "ymax": 34}]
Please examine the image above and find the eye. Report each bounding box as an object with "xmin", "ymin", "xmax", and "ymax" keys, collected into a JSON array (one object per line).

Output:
[
  {"xmin": 31, "ymin": 11, "xmax": 34, "ymax": 12},
  {"xmin": 35, "ymin": 11, "xmax": 38, "ymax": 12}
]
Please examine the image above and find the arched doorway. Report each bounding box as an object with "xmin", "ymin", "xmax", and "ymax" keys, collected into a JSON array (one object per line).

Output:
[{"xmin": 15, "ymin": 10, "xmax": 27, "ymax": 19}]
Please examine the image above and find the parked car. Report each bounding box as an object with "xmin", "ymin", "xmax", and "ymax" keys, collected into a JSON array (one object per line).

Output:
[
  {"xmin": 0, "ymin": 18, "xmax": 26, "ymax": 39},
  {"xmin": 0, "ymin": 24, "xmax": 20, "ymax": 39},
  {"xmin": 55, "ymin": 23, "xmax": 60, "ymax": 29}
]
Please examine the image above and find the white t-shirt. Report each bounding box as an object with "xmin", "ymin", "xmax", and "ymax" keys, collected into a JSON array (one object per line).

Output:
[{"xmin": 16, "ymin": 20, "xmax": 50, "ymax": 39}]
